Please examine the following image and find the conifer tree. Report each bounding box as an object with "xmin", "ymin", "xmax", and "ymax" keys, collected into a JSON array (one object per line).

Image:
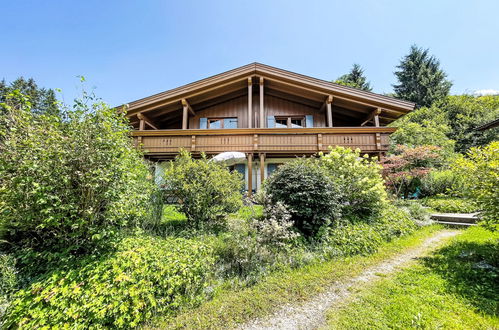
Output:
[
  {"xmin": 334, "ymin": 64, "xmax": 372, "ymax": 92},
  {"xmin": 393, "ymin": 45, "xmax": 452, "ymax": 107}
]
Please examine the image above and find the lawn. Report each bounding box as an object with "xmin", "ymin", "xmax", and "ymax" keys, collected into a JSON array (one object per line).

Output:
[{"xmin": 326, "ymin": 226, "xmax": 499, "ymax": 329}]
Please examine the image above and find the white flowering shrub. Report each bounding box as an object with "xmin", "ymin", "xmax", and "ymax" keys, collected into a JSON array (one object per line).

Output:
[{"xmin": 320, "ymin": 146, "xmax": 388, "ymax": 221}]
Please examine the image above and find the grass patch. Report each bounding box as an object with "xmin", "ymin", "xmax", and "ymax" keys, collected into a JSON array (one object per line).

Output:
[
  {"xmin": 147, "ymin": 225, "xmax": 442, "ymax": 329},
  {"xmin": 326, "ymin": 226, "xmax": 499, "ymax": 329}
]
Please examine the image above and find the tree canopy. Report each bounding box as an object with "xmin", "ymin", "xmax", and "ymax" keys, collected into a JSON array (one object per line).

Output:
[
  {"xmin": 0, "ymin": 77, "xmax": 59, "ymax": 116},
  {"xmin": 391, "ymin": 95, "xmax": 499, "ymax": 154},
  {"xmin": 393, "ymin": 45, "xmax": 452, "ymax": 108},
  {"xmin": 334, "ymin": 64, "xmax": 372, "ymax": 91}
]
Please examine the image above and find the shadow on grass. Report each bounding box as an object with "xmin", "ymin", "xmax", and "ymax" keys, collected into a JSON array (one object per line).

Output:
[{"xmin": 422, "ymin": 236, "xmax": 499, "ymax": 316}]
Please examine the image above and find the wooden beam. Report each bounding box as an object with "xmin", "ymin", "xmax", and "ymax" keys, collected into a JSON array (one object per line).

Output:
[
  {"xmin": 247, "ymin": 153, "xmax": 253, "ymax": 196},
  {"xmin": 248, "ymin": 78, "xmax": 253, "ymax": 128},
  {"xmin": 259, "ymin": 153, "xmax": 265, "ymax": 187},
  {"xmin": 137, "ymin": 112, "xmax": 158, "ymax": 130},
  {"xmin": 259, "ymin": 77, "xmax": 265, "ymax": 128},
  {"xmin": 181, "ymin": 102, "xmax": 188, "ymax": 130},
  {"xmin": 326, "ymin": 95, "xmax": 333, "ymax": 127},
  {"xmin": 265, "ymin": 88, "xmax": 321, "ymax": 108},
  {"xmin": 361, "ymin": 108, "xmax": 382, "ymax": 127},
  {"xmin": 181, "ymin": 98, "xmax": 195, "ymax": 116}
]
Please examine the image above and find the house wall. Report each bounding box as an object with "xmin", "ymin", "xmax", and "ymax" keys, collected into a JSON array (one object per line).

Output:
[{"xmin": 188, "ymin": 94, "xmax": 328, "ymax": 129}]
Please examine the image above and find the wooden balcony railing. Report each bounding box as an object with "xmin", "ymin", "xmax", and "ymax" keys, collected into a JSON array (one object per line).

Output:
[{"xmin": 131, "ymin": 127, "xmax": 396, "ymax": 155}]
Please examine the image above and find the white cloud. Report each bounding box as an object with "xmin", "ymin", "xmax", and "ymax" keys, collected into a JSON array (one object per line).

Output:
[{"xmin": 473, "ymin": 89, "xmax": 499, "ymax": 96}]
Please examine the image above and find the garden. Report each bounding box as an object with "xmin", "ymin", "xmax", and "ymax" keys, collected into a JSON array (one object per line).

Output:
[{"xmin": 0, "ymin": 79, "xmax": 498, "ymax": 328}]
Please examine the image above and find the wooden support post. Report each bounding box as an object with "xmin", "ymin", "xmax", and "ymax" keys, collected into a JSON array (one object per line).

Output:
[
  {"xmin": 182, "ymin": 104, "xmax": 188, "ymax": 130},
  {"xmin": 138, "ymin": 116, "xmax": 145, "ymax": 145},
  {"xmin": 181, "ymin": 99, "xmax": 195, "ymax": 130},
  {"xmin": 361, "ymin": 108, "xmax": 382, "ymax": 127},
  {"xmin": 247, "ymin": 153, "xmax": 253, "ymax": 196},
  {"xmin": 248, "ymin": 78, "xmax": 253, "ymax": 128},
  {"xmin": 374, "ymin": 108, "xmax": 381, "ymax": 127},
  {"xmin": 326, "ymin": 95, "xmax": 333, "ymax": 127},
  {"xmin": 259, "ymin": 153, "xmax": 265, "ymax": 186},
  {"xmin": 259, "ymin": 77, "xmax": 265, "ymax": 128},
  {"xmin": 317, "ymin": 133, "xmax": 323, "ymax": 151},
  {"xmin": 137, "ymin": 112, "xmax": 159, "ymax": 130}
]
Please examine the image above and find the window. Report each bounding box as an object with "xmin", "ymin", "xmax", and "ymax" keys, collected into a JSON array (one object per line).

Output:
[
  {"xmin": 267, "ymin": 163, "xmax": 283, "ymax": 176},
  {"xmin": 207, "ymin": 117, "xmax": 238, "ymax": 129},
  {"xmin": 208, "ymin": 118, "xmax": 222, "ymax": 129},
  {"xmin": 274, "ymin": 116, "xmax": 305, "ymax": 128},
  {"xmin": 275, "ymin": 118, "xmax": 288, "ymax": 128},
  {"xmin": 224, "ymin": 117, "xmax": 238, "ymax": 129},
  {"xmin": 290, "ymin": 118, "xmax": 304, "ymax": 128}
]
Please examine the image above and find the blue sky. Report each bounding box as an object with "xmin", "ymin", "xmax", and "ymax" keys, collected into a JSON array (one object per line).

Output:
[{"xmin": 2, "ymin": 0, "xmax": 498, "ymax": 106}]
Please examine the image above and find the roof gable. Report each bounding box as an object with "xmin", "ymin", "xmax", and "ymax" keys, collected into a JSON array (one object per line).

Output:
[{"xmin": 123, "ymin": 63, "xmax": 415, "ymax": 126}]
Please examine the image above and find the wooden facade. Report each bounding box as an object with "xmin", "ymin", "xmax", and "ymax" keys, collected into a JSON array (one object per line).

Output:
[{"xmin": 122, "ymin": 63, "xmax": 415, "ymax": 193}]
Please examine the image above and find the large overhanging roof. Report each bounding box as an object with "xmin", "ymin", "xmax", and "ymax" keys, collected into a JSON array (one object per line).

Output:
[{"xmin": 121, "ymin": 63, "xmax": 415, "ymax": 125}]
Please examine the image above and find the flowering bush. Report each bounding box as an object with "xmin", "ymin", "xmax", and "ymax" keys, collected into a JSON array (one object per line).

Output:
[{"xmin": 320, "ymin": 146, "xmax": 388, "ymax": 220}]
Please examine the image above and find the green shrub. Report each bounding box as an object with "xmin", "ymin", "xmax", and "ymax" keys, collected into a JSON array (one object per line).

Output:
[
  {"xmin": 215, "ymin": 203, "xmax": 302, "ymax": 283},
  {"xmin": 320, "ymin": 146, "xmax": 388, "ymax": 220},
  {"xmin": 319, "ymin": 205, "xmax": 416, "ymax": 258},
  {"xmin": 264, "ymin": 158, "xmax": 342, "ymax": 237},
  {"xmin": 419, "ymin": 169, "xmax": 464, "ymax": 197},
  {"xmin": 2, "ymin": 236, "xmax": 214, "ymax": 329},
  {"xmin": 163, "ymin": 150, "xmax": 243, "ymax": 227},
  {"xmin": 394, "ymin": 200, "xmax": 432, "ymax": 225},
  {"xmin": 453, "ymin": 142, "xmax": 499, "ymax": 228},
  {"xmin": 375, "ymin": 205, "xmax": 418, "ymax": 240},
  {"xmin": 0, "ymin": 254, "xmax": 17, "ymax": 317},
  {"xmin": 421, "ymin": 196, "xmax": 478, "ymax": 213},
  {"xmin": 0, "ymin": 91, "xmax": 157, "ymax": 253}
]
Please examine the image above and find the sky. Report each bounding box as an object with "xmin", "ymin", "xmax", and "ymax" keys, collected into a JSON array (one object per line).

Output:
[{"xmin": 1, "ymin": 0, "xmax": 499, "ymax": 107}]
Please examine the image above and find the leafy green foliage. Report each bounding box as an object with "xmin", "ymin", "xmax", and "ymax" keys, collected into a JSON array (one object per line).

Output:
[
  {"xmin": 394, "ymin": 199, "xmax": 432, "ymax": 225},
  {"xmin": 453, "ymin": 142, "xmax": 499, "ymax": 227},
  {"xmin": 389, "ymin": 121, "xmax": 455, "ymax": 156},
  {"xmin": 439, "ymin": 95, "xmax": 499, "ymax": 152},
  {"xmin": 391, "ymin": 94, "xmax": 499, "ymax": 153},
  {"xmin": 319, "ymin": 147, "xmax": 388, "ymax": 220},
  {"xmin": 0, "ymin": 77, "xmax": 59, "ymax": 116},
  {"xmin": 319, "ymin": 205, "xmax": 416, "ymax": 257},
  {"xmin": 0, "ymin": 254, "xmax": 17, "ymax": 316},
  {"xmin": 421, "ymin": 196, "xmax": 478, "ymax": 213},
  {"xmin": 2, "ymin": 236, "xmax": 214, "ymax": 329},
  {"xmin": 264, "ymin": 158, "xmax": 342, "ymax": 237},
  {"xmin": 163, "ymin": 150, "xmax": 243, "ymax": 227},
  {"xmin": 419, "ymin": 169, "xmax": 464, "ymax": 197},
  {"xmin": 393, "ymin": 45, "xmax": 452, "ymax": 108},
  {"xmin": 334, "ymin": 64, "xmax": 372, "ymax": 91},
  {"xmin": 0, "ymin": 91, "xmax": 157, "ymax": 253}
]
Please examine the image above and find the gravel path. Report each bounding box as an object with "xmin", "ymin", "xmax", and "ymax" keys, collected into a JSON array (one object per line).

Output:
[{"xmin": 239, "ymin": 230, "xmax": 460, "ymax": 330}]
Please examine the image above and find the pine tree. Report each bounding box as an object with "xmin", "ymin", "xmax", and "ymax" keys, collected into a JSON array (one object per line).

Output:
[
  {"xmin": 0, "ymin": 77, "xmax": 59, "ymax": 116},
  {"xmin": 334, "ymin": 64, "xmax": 372, "ymax": 92},
  {"xmin": 393, "ymin": 45, "xmax": 452, "ymax": 108}
]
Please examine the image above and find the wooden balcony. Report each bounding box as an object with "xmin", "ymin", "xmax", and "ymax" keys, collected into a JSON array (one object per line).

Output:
[{"xmin": 131, "ymin": 127, "xmax": 395, "ymax": 156}]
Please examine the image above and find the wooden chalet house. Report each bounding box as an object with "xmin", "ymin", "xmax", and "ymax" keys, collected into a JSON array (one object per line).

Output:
[{"xmin": 123, "ymin": 63, "xmax": 415, "ymax": 193}]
